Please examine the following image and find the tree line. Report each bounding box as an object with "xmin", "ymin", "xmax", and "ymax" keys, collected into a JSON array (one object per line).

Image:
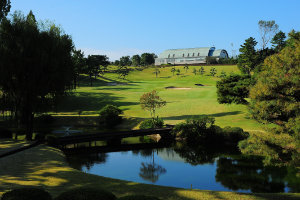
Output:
[
  {"xmin": 114, "ymin": 53, "xmax": 156, "ymax": 67},
  {"xmin": 216, "ymin": 20, "xmax": 299, "ymax": 166}
]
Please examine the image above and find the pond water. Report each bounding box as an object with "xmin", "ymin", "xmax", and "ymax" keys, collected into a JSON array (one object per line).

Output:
[{"xmin": 65, "ymin": 143, "xmax": 300, "ymax": 193}]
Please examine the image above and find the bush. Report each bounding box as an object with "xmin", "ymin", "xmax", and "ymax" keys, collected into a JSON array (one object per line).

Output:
[
  {"xmin": 54, "ymin": 187, "xmax": 116, "ymax": 200},
  {"xmin": 1, "ymin": 188, "xmax": 52, "ymax": 200},
  {"xmin": 118, "ymin": 195, "xmax": 160, "ymax": 200},
  {"xmin": 99, "ymin": 105, "xmax": 123, "ymax": 128},
  {"xmin": 139, "ymin": 117, "xmax": 164, "ymax": 129},
  {"xmin": 0, "ymin": 128, "xmax": 12, "ymax": 138},
  {"xmin": 222, "ymin": 126, "xmax": 249, "ymax": 143},
  {"xmin": 172, "ymin": 116, "xmax": 218, "ymax": 144}
]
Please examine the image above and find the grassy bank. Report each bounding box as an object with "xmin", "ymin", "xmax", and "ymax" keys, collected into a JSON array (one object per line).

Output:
[{"xmin": 0, "ymin": 144, "xmax": 299, "ymax": 200}]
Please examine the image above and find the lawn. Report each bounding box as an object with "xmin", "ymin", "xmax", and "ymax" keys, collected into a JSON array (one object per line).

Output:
[
  {"xmin": 52, "ymin": 65, "xmax": 265, "ymax": 132},
  {"xmin": 0, "ymin": 144, "xmax": 299, "ymax": 200}
]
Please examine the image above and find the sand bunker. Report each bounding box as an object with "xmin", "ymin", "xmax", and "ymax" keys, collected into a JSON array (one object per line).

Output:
[{"xmin": 165, "ymin": 86, "xmax": 191, "ymax": 90}]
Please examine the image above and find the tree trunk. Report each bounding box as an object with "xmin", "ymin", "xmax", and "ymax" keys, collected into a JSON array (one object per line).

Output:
[{"xmin": 89, "ymin": 75, "xmax": 93, "ymax": 87}]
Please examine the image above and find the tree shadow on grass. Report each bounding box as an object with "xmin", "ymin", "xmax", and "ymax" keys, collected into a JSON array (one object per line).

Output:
[
  {"xmin": 0, "ymin": 145, "xmax": 299, "ymax": 200},
  {"xmin": 163, "ymin": 111, "xmax": 242, "ymax": 121},
  {"xmin": 54, "ymin": 92, "xmax": 139, "ymax": 113}
]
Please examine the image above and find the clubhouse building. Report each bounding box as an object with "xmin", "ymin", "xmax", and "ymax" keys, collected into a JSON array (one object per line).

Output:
[{"xmin": 155, "ymin": 47, "xmax": 228, "ymax": 65}]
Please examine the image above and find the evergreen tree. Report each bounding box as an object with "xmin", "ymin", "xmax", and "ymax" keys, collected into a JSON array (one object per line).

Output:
[{"xmin": 237, "ymin": 37, "xmax": 258, "ymax": 75}]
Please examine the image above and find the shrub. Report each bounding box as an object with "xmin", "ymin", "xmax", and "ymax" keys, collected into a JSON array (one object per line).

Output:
[
  {"xmin": 139, "ymin": 117, "xmax": 164, "ymax": 129},
  {"xmin": 0, "ymin": 128, "xmax": 12, "ymax": 138},
  {"xmin": 118, "ymin": 195, "xmax": 160, "ymax": 200},
  {"xmin": 99, "ymin": 105, "xmax": 123, "ymax": 128},
  {"xmin": 222, "ymin": 126, "xmax": 249, "ymax": 143},
  {"xmin": 1, "ymin": 188, "xmax": 52, "ymax": 200},
  {"xmin": 54, "ymin": 187, "xmax": 116, "ymax": 200},
  {"xmin": 172, "ymin": 116, "xmax": 218, "ymax": 144}
]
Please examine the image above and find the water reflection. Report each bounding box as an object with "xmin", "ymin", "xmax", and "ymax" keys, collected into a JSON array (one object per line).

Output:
[
  {"xmin": 64, "ymin": 142, "xmax": 300, "ymax": 193},
  {"xmin": 139, "ymin": 162, "xmax": 166, "ymax": 183},
  {"xmin": 65, "ymin": 152, "xmax": 107, "ymax": 170},
  {"xmin": 215, "ymin": 156, "xmax": 286, "ymax": 193}
]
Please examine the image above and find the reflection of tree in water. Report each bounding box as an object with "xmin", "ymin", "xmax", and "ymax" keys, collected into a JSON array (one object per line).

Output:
[
  {"xmin": 139, "ymin": 162, "xmax": 166, "ymax": 183},
  {"xmin": 174, "ymin": 142, "xmax": 239, "ymax": 165},
  {"xmin": 215, "ymin": 156, "xmax": 288, "ymax": 193},
  {"xmin": 138, "ymin": 150, "xmax": 166, "ymax": 183},
  {"xmin": 65, "ymin": 152, "xmax": 107, "ymax": 171}
]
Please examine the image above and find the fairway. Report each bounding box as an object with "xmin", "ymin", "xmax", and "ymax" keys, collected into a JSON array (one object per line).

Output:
[{"xmin": 53, "ymin": 65, "xmax": 263, "ymax": 132}]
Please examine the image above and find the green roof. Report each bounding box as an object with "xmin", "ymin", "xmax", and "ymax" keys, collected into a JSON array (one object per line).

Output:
[{"xmin": 158, "ymin": 47, "xmax": 214, "ymax": 58}]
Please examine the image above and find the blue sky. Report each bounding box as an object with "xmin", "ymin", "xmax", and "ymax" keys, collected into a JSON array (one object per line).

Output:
[{"xmin": 11, "ymin": 0, "xmax": 300, "ymax": 61}]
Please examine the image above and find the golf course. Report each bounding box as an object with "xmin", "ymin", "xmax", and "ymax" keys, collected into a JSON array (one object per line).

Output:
[{"xmin": 52, "ymin": 64, "xmax": 264, "ymax": 132}]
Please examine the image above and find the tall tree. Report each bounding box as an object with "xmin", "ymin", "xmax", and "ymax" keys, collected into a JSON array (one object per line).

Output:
[
  {"xmin": 249, "ymin": 32, "xmax": 300, "ymax": 131},
  {"xmin": 271, "ymin": 30, "xmax": 286, "ymax": 52},
  {"xmin": 0, "ymin": 0, "xmax": 10, "ymax": 21},
  {"xmin": 0, "ymin": 11, "xmax": 75, "ymax": 139},
  {"xmin": 141, "ymin": 53, "xmax": 155, "ymax": 66},
  {"xmin": 119, "ymin": 56, "xmax": 132, "ymax": 66},
  {"xmin": 240, "ymin": 31, "xmax": 300, "ymax": 166},
  {"xmin": 86, "ymin": 55, "xmax": 109, "ymax": 86},
  {"xmin": 216, "ymin": 74, "xmax": 253, "ymax": 104},
  {"xmin": 72, "ymin": 49, "xmax": 86, "ymax": 88},
  {"xmin": 237, "ymin": 37, "xmax": 258, "ymax": 75},
  {"xmin": 258, "ymin": 20, "xmax": 279, "ymax": 50},
  {"xmin": 131, "ymin": 54, "xmax": 141, "ymax": 66}
]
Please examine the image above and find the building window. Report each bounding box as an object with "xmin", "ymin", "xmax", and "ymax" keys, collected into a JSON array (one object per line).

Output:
[
  {"xmin": 197, "ymin": 53, "xmax": 200, "ymax": 56},
  {"xmin": 187, "ymin": 53, "xmax": 189, "ymax": 57},
  {"xmin": 192, "ymin": 53, "xmax": 195, "ymax": 57},
  {"xmin": 168, "ymin": 54, "xmax": 170, "ymax": 58},
  {"xmin": 183, "ymin": 54, "xmax": 184, "ymax": 57},
  {"xmin": 173, "ymin": 54, "xmax": 175, "ymax": 58}
]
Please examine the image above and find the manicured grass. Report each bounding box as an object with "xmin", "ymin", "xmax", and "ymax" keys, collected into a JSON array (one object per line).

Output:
[
  {"xmin": 0, "ymin": 144, "xmax": 299, "ymax": 200},
  {"xmin": 53, "ymin": 65, "xmax": 265, "ymax": 132}
]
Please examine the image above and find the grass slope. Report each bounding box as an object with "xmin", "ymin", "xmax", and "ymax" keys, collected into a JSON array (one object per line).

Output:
[
  {"xmin": 0, "ymin": 144, "xmax": 299, "ymax": 200},
  {"xmin": 53, "ymin": 65, "xmax": 264, "ymax": 131}
]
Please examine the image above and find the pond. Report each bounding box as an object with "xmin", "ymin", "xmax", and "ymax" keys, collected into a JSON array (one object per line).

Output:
[{"xmin": 64, "ymin": 142, "xmax": 300, "ymax": 193}]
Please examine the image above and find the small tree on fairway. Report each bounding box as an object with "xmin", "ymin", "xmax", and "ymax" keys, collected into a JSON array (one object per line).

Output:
[
  {"xmin": 176, "ymin": 69, "xmax": 180, "ymax": 77},
  {"xmin": 171, "ymin": 67, "xmax": 176, "ymax": 76},
  {"xmin": 193, "ymin": 68, "xmax": 197, "ymax": 75},
  {"xmin": 220, "ymin": 71, "xmax": 226, "ymax": 78},
  {"xmin": 184, "ymin": 65, "xmax": 189, "ymax": 73},
  {"xmin": 154, "ymin": 67, "xmax": 160, "ymax": 78},
  {"xmin": 140, "ymin": 90, "xmax": 166, "ymax": 120},
  {"xmin": 117, "ymin": 66, "xmax": 129, "ymax": 79},
  {"xmin": 210, "ymin": 67, "xmax": 217, "ymax": 77},
  {"xmin": 199, "ymin": 66, "xmax": 205, "ymax": 75}
]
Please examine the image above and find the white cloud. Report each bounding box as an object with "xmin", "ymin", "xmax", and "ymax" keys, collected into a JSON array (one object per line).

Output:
[{"xmin": 79, "ymin": 47, "xmax": 154, "ymax": 61}]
